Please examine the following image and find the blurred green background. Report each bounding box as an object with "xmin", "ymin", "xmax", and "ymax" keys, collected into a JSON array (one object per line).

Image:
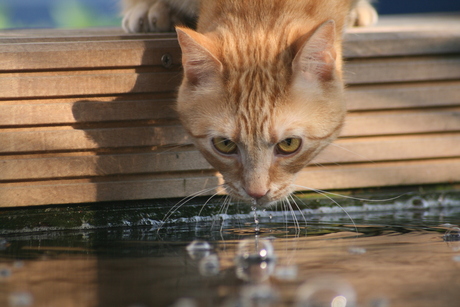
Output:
[{"xmin": 0, "ymin": 0, "xmax": 121, "ymax": 29}]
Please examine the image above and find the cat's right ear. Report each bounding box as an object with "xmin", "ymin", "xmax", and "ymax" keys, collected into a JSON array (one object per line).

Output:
[
  {"xmin": 292, "ymin": 20, "xmax": 337, "ymax": 83},
  {"xmin": 176, "ymin": 27, "xmax": 223, "ymax": 87}
]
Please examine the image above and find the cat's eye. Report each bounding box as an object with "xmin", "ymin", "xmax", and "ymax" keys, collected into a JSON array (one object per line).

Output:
[
  {"xmin": 212, "ymin": 137, "xmax": 238, "ymax": 155},
  {"xmin": 276, "ymin": 138, "xmax": 302, "ymax": 155}
]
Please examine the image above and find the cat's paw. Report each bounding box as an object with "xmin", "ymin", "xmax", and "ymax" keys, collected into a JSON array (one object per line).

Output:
[
  {"xmin": 122, "ymin": 0, "xmax": 173, "ymax": 33},
  {"xmin": 350, "ymin": 0, "xmax": 378, "ymax": 27}
]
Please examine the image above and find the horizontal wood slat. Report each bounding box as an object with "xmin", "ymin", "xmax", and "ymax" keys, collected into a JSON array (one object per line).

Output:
[
  {"xmin": 0, "ymin": 13, "xmax": 459, "ymax": 207},
  {"xmin": 1, "ymin": 56, "xmax": 459, "ymax": 99},
  {"xmin": 1, "ymin": 108, "xmax": 459, "ymax": 154},
  {"xmin": 345, "ymin": 81, "xmax": 460, "ymax": 111},
  {"xmin": 344, "ymin": 56, "xmax": 460, "ymax": 85},
  {"xmin": 1, "ymin": 81, "xmax": 459, "ymax": 127},
  {"xmin": 0, "ymin": 158, "xmax": 459, "ymax": 208},
  {"xmin": 0, "ymin": 126, "xmax": 189, "ymax": 154},
  {"xmin": 0, "ymin": 39, "xmax": 181, "ymax": 70},
  {"xmin": 0, "ymin": 70, "xmax": 182, "ymax": 99},
  {"xmin": 1, "ymin": 133, "xmax": 459, "ymax": 182}
]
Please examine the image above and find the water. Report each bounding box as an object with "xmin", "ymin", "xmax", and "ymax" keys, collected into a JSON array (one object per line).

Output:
[{"xmin": 1, "ymin": 196, "xmax": 460, "ymax": 306}]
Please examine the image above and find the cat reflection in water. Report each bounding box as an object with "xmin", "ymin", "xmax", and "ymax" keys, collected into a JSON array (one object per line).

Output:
[{"xmin": 122, "ymin": 0, "xmax": 377, "ymax": 208}]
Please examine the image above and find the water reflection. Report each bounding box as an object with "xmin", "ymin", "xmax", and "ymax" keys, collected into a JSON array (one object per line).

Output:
[
  {"xmin": 295, "ymin": 276, "xmax": 356, "ymax": 307},
  {"xmin": 2, "ymin": 207, "xmax": 460, "ymax": 306},
  {"xmin": 235, "ymin": 238, "xmax": 276, "ymax": 283}
]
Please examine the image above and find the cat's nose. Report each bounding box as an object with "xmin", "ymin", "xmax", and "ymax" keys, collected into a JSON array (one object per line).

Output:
[{"xmin": 245, "ymin": 188, "xmax": 269, "ymax": 200}]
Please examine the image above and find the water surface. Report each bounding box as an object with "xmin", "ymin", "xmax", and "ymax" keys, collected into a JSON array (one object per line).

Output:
[{"xmin": 1, "ymin": 194, "xmax": 460, "ymax": 307}]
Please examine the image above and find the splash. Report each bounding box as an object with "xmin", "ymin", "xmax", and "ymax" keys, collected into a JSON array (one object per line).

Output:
[{"xmin": 251, "ymin": 200, "xmax": 260, "ymax": 233}]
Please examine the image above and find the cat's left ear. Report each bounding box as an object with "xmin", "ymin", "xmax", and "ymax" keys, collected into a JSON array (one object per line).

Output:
[
  {"xmin": 176, "ymin": 27, "xmax": 223, "ymax": 87},
  {"xmin": 292, "ymin": 20, "xmax": 337, "ymax": 82}
]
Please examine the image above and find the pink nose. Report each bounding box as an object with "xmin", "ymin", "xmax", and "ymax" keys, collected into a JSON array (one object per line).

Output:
[{"xmin": 245, "ymin": 188, "xmax": 269, "ymax": 200}]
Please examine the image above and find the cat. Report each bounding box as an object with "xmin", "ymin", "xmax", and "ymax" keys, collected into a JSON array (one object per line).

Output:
[{"xmin": 121, "ymin": 0, "xmax": 378, "ymax": 207}]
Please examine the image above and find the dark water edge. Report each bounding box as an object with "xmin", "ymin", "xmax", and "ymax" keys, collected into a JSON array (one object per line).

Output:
[
  {"xmin": 1, "ymin": 184, "xmax": 459, "ymax": 234},
  {"xmin": 1, "ymin": 185, "xmax": 460, "ymax": 307}
]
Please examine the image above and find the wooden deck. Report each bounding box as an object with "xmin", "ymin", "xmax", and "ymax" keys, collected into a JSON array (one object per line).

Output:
[{"xmin": 1, "ymin": 13, "xmax": 460, "ymax": 207}]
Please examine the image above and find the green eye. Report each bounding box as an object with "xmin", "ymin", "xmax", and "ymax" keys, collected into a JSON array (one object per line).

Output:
[
  {"xmin": 212, "ymin": 137, "xmax": 237, "ymax": 154},
  {"xmin": 276, "ymin": 138, "xmax": 302, "ymax": 155}
]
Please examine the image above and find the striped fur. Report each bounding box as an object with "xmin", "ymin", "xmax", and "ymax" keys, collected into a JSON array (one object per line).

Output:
[{"xmin": 123, "ymin": 0, "xmax": 378, "ymax": 206}]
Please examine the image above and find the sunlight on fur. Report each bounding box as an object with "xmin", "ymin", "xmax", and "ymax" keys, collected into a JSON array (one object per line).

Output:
[{"xmin": 122, "ymin": 0, "xmax": 381, "ymax": 230}]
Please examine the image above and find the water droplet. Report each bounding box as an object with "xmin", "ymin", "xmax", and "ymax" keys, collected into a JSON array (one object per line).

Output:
[
  {"xmin": 269, "ymin": 214, "xmax": 273, "ymax": 221},
  {"xmin": 235, "ymin": 238, "xmax": 276, "ymax": 282},
  {"xmin": 443, "ymin": 227, "xmax": 460, "ymax": 242},
  {"xmin": 409, "ymin": 196, "xmax": 428, "ymax": 208},
  {"xmin": 186, "ymin": 240, "xmax": 211, "ymax": 251},
  {"xmin": 186, "ymin": 240, "xmax": 212, "ymax": 260},
  {"xmin": 295, "ymin": 275, "xmax": 356, "ymax": 307},
  {"xmin": 199, "ymin": 254, "xmax": 220, "ymax": 277},
  {"xmin": 252, "ymin": 204, "xmax": 260, "ymax": 233}
]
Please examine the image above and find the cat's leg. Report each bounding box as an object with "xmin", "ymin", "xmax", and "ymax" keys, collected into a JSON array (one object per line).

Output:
[
  {"xmin": 350, "ymin": 0, "xmax": 378, "ymax": 27},
  {"xmin": 123, "ymin": 0, "xmax": 173, "ymax": 33}
]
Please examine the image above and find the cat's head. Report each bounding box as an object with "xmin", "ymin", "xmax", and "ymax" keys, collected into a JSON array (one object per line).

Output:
[{"xmin": 176, "ymin": 21, "xmax": 346, "ymax": 206}]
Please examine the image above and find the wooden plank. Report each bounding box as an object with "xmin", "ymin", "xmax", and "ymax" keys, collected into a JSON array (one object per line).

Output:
[
  {"xmin": 0, "ymin": 39, "xmax": 181, "ymax": 70},
  {"xmin": 0, "ymin": 149, "xmax": 210, "ymax": 181},
  {"xmin": 1, "ymin": 30, "xmax": 458, "ymax": 72},
  {"xmin": 1, "ymin": 133, "xmax": 459, "ymax": 182},
  {"xmin": 315, "ymin": 133, "xmax": 460, "ymax": 165},
  {"xmin": 0, "ymin": 28, "xmax": 173, "ymax": 43},
  {"xmin": 344, "ymin": 30, "xmax": 460, "ymax": 58},
  {"xmin": 1, "ymin": 158, "xmax": 459, "ymax": 207},
  {"xmin": 1, "ymin": 107, "xmax": 459, "ymax": 154},
  {"xmin": 345, "ymin": 56, "xmax": 460, "ymax": 84},
  {"xmin": 343, "ymin": 107, "xmax": 460, "ymax": 137},
  {"xmin": 0, "ymin": 14, "xmax": 458, "ymax": 72},
  {"xmin": 296, "ymin": 158, "xmax": 460, "ymax": 192},
  {"xmin": 1, "ymin": 56, "xmax": 457, "ymax": 99},
  {"xmin": 0, "ymin": 70, "xmax": 182, "ymax": 99},
  {"xmin": 1, "ymin": 80, "xmax": 459, "ymax": 126},
  {"xmin": 0, "ymin": 125, "xmax": 190, "ymax": 154},
  {"xmin": 346, "ymin": 81, "xmax": 460, "ymax": 111},
  {"xmin": 0, "ymin": 172, "xmax": 223, "ymax": 207},
  {"xmin": 0, "ymin": 99, "xmax": 177, "ymax": 126}
]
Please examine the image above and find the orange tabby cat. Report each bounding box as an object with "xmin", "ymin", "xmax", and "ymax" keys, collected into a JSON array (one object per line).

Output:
[{"xmin": 122, "ymin": 0, "xmax": 378, "ymax": 206}]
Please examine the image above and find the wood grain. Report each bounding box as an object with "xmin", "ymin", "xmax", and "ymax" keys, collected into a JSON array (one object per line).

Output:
[
  {"xmin": 0, "ymin": 158, "xmax": 459, "ymax": 207},
  {"xmin": 0, "ymin": 13, "xmax": 459, "ymax": 207},
  {"xmin": 1, "ymin": 133, "xmax": 459, "ymax": 182}
]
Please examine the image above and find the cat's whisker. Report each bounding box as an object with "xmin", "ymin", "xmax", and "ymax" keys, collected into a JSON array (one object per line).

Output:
[
  {"xmin": 220, "ymin": 195, "xmax": 232, "ymax": 232},
  {"xmin": 155, "ymin": 144, "xmax": 193, "ymax": 156},
  {"xmin": 289, "ymin": 194, "xmax": 308, "ymax": 235},
  {"xmin": 158, "ymin": 185, "xmax": 224, "ymax": 232},
  {"xmin": 196, "ymin": 186, "xmax": 226, "ymax": 231},
  {"xmin": 210, "ymin": 190, "xmax": 230, "ymax": 231},
  {"xmin": 289, "ymin": 198, "xmax": 302, "ymax": 236},
  {"xmin": 328, "ymin": 142, "xmax": 376, "ymax": 164},
  {"xmin": 292, "ymin": 184, "xmax": 358, "ymax": 233},
  {"xmin": 292, "ymin": 184, "xmax": 406, "ymax": 203}
]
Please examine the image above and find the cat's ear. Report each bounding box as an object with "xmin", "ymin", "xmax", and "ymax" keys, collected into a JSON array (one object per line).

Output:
[
  {"xmin": 292, "ymin": 20, "xmax": 337, "ymax": 82},
  {"xmin": 176, "ymin": 27, "xmax": 222, "ymax": 87}
]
